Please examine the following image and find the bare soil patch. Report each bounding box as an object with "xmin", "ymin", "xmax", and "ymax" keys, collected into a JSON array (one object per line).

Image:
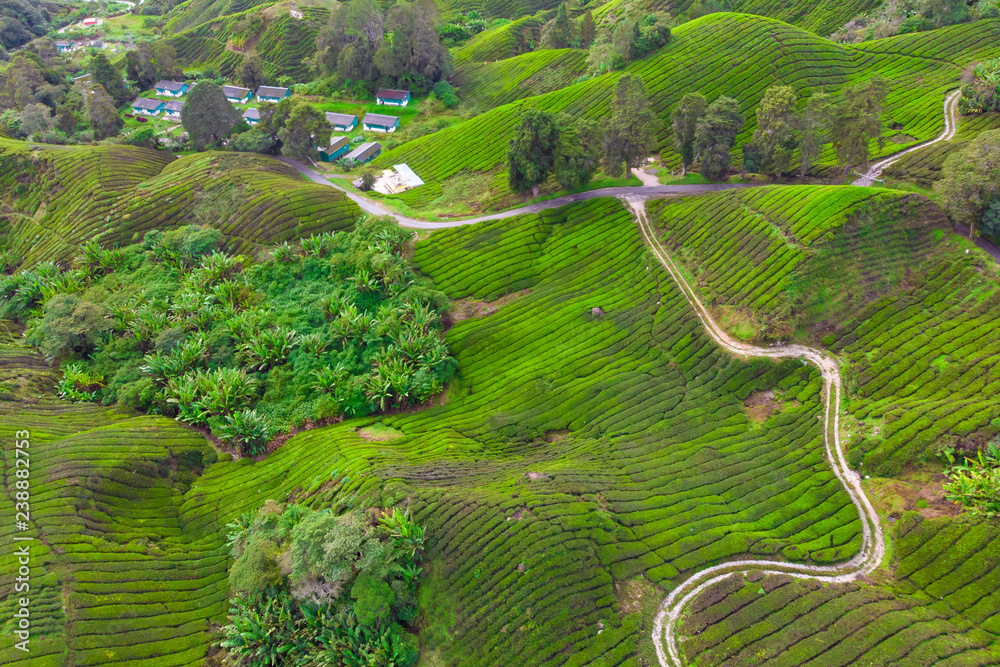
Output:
[
  {"xmin": 357, "ymin": 423, "xmax": 405, "ymax": 442},
  {"xmin": 867, "ymin": 466, "xmax": 961, "ymax": 520},
  {"xmin": 744, "ymin": 390, "xmax": 779, "ymax": 423},
  {"xmin": 448, "ymin": 289, "xmax": 531, "ymax": 326}
]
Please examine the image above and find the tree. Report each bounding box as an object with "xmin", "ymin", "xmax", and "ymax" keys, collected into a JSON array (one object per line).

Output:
[
  {"xmin": 603, "ymin": 75, "xmax": 660, "ymax": 178},
  {"xmin": 56, "ymin": 106, "xmax": 76, "ymax": 135},
  {"xmin": 92, "ymin": 52, "xmax": 130, "ymax": 106},
  {"xmin": 20, "ymin": 102, "xmax": 52, "ymax": 136},
  {"xmin": 38, "ymin": 293, "xmax": 111, "ymax": 359},
  {"xmin": 276, "ymin": 98, "xmax": 330, "ymax": 161},
  {"xmin": 751, "ymin": 84, "xmax": 796, "ymax": 177},
  {"xmin": 580, "ymin": 9, "xmax": 596, "ymax": 48},
  {"xmin": 542, "ymin": 3, "xmax": 572, "ymax": 49},
  {"xmin": 0, "ymin": 53, "xmax": 44, "ymax": 111},
  {"xmin": 507, "ymin": 108, "xmax": 560, "ymax": 196},
  {"xmin": 85, "ymin": 85, "xmax": 123, "ymax": 139},
  {"xmin": 832, "ymin": 74, "xmax": 890, "ymax": 175},
  {"xmin": 228, "ymin": 128, "xmax": 278, "ymax": 154},
  {"xmin": 553, "ymin": 116, "xmax": 601, "ymax": 190},
  {"xmin": 238, "ymin": 55, "xmax": 265, "ymax": 92},
  {"xmin": 695, "ymin": 96, "xmax": 743, "ymax": 180},
  {"xmin": 797, "ymin": 92, "xmax": 833, "ymax": 177},
  {"xmin": 125, "ymin": 42, "xmax": 157, "ymax": 91},
  {"xmin": 182, "ymin": 81, "xmax": 242, "ymax": 150},
  {"xmin": 152, "ymin": 42, "xmax": 183, "ymax": 80},
  {"xmin": 373, "ymin": 0, "xmax": 449, "ymax": 88},
  {"xmin": 359, "ymin": 169, "xmax": 376, "ymax": 191},
  {"xmin": 672, "ymin": 92, "xmax": 707, "ymax": 176},
  {"xmin": 935, "ymin": 129, "xmax": 1000, "ymax": 238}
]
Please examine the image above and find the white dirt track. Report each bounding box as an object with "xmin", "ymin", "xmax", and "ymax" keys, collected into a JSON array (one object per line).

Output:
[{"xmin": 629, "ymin": 199, "xmax": 887, "ymax": 667}]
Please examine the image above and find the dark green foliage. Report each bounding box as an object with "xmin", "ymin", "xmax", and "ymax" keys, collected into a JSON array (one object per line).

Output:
[
  {"xmin": 433, "ymin": 80, "xmax": 459, "ymax": 109},
  {"xmin": 2, "ymin": 218, "xmax": 455, "ymax": 449},
  {"xmin": 84, "ymin": 84, "xmax": 122, "ymax": 139},
  {"xmin": 238, "ymin": 54, "xmax": 266, "ymax": 92},
  {"xmin": 36, "ymin": 293, "xmax": 110, "ymax": 360},
  {"xmin": 125, "ymin": 43, "xmax": 158, "ymax": 92},
  {"xmin": 275, "ymin": 98, "xmax": 330, "ymax": 161},
  {"xmin": 182, "ymin": 81, "xmax": 243, "ymax": 150},
  {"xmin": 935, "ymin": 129, "xmax": 1000, "ymax": 238},
  {"xmin": 832, "ymin": 74, "xmax": 891, "ymax": 173},
  {"xmin": 221, "ymin": 502, "xmax": 425, "ymax": 665},
  {"xmin": 672, "ymin": 92, "xmax": 707, "ymax": 175},
  {"xmin": 696, "ymin": 95, "xmax": 743, "ymax": 180},
  {"xmin": 603, "ymin": 74, "xmax": 660, "ymax": 177},
  {"xmin": 91, "ymin": 52, "xmax": 130, "ymax": 107},
  {"xmin": 507, "ymin": 108, "xmax": 559, "ymax": 195},
  {"xmin": 553, "ymin": 115, "xmax": 601, "ymax": 190}
]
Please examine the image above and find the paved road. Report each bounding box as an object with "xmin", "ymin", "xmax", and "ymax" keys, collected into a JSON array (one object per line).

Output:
[{"xmin": 279, "ymin": 157, "xmax": 755, "ymax": 229}]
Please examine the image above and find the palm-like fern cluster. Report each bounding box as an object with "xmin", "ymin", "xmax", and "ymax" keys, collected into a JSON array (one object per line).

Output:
[{"xmin": 0, "ymin": 218, "xmax": 456, "ymax": 456}]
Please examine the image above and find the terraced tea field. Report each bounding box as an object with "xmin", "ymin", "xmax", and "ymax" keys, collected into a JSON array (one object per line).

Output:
[
  {"xmin": 453, "ymin": 48, "xmax": 590, "ymax": 111},
  {"xmin": 2, "ymin": 198, "xmax": 869, "ymax": 665},
  {"xmin": 884, "ymin": 112, "xmax": 1000, "ymax": 187},
  {"xmin": 376, "ymin": 15, "xmax": 1000, "ymax": 210},
  {"xmin": 0, "ymin": 329, "xmax": 228, "ymax": 666},
  {"xmin": 641, "ymin": 184, "xmax": 1000, "ymax": 663},
  {"xmin": 0, "ymin": 141, "xmax": 359, "ymax": 264}
]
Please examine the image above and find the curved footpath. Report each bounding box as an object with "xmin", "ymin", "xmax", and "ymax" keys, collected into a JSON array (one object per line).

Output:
[
  {"xmin": 284, "ymin": 91, "xmax": 987, "ymax": 666},
  {"xmin": 630, "ymin": 198, "xmax": 885, "ymax": 667},
  {"xmin": 851, "ymin": 90, "xmax": 960, "ymax": 186}
]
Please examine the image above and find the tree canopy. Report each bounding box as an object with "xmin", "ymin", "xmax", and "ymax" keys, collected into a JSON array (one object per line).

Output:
[
  {"xmin": 507, "ymin": 108, "xmax": 560, "ymax": 196},
  {"xmin": 695, "ymin": 96, "xmax": 743, "ymax": 180},
  {"xmin": 832, "ymin": 75, "xmax": 890, "ymax": 174},
  {"xmin": 936, "ymin": 129, "xmax": 1000, "ymax": 239},
  {"xmin": 182, "ymin": 81, "xmax": 243, "ymax": 150},
  {"xmin": 672, "ymin": 92, "xmax": 707, "ymax": 176},
  {"xmin": 603, "ymin": 75, "xmax": 660, "ymax": 178}
]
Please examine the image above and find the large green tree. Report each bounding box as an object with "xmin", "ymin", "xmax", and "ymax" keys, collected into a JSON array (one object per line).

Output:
[
  {"xmin": 238, "ymin": 55, "xmax": 265, "ymax": 92},
  {"xmin": 19, "ymin": 102, "xmax": 52, "ymax": 137},
  {"xmin": 85, "ymin": 84, "xmax": 122, "ymax": 139},
  {"xmin": 91, "ymin": 52, "xmax": 130, "ymax": 106},
  {"xmin": 580, "ymin": 9, "xmax": 596, "ymax": 47},
  {"xmin": 507, "ymin": 108, "xmax": 560, "ymax": 196},
  {"xmin": 553, "ymin": 115, "xmax": 601, "ymax": 190},
  {"xmin": 832, "ymin": 74, "xmax": 890, "ymax": 175},
  {"xmin": 275, "ymin": 98, "xmax": 330, "ymax": 161},
  {"xmin": 125, "ymin": 43, "xmax": 157, "ymax": 92},
  {"xmin": 671, "ymin": 92, "xmax": 707, "ymax": 176},
  {"xmin": 603, "ymin": 74, "xmax": 660, "ymax": 178},
  {"xmin": 182, "ymin": 81, "xmax": 243, "ymax": 150},
  {"xmin": 797, "ymin": 92, "xmax": 833, "ymax": 177},
  {"xmin": 695, "ymin": 96, "xmax": 743, "ymax": 180},
  {"xmin": 935, "ymin": 129, "xmax": 1000, "ymax": 238},
  {"xmin": 750, "ymin": 84, "xmax": 796, "ymax": 178}
]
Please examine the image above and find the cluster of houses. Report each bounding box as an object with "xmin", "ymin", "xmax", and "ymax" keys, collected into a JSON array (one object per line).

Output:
[{"xmin": 125, "ymin": 80, "xmax": 411, "ymax": 164}]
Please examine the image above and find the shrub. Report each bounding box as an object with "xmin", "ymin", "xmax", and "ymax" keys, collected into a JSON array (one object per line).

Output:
[{"xmin": 216, "ymin": 408, "xmax": 272, "ymax": 456}]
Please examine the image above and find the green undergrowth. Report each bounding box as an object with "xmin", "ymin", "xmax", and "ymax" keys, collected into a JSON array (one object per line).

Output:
[
  {"xmin": 0, "ymin": 218, "xmax": 455, "ymax": 454},
  {"xmin": 0, "ymin": 140, "xmax": 360, "ymax": 266},
  {"xmin": 374, "ymin": 15, "xmax": 1000, "ymax": 210}
]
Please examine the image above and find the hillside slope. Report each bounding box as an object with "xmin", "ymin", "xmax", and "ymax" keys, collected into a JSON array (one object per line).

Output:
[
  {"xmin": 453, "ymin": 48, "xmax": 589, "ymax": 111},
  {"xmin": 0, "ymin": 141, "xmax": 360, "ymax": 266},
  {"xmin": 647, "ymin": 184, "xmax": 1000, "ymax": 477},
  {"xmin": 376, "ymin": 15, "xmax": 1000, "ymax": 211}
]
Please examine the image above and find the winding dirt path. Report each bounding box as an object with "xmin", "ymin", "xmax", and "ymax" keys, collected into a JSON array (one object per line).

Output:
[
  {"xmin": 628, "ymin": 199, "xmax": 886, "ymax": 667},
  {"xmin": 851, "ymin": 90, "xmax": 960, "ymax": 186}
]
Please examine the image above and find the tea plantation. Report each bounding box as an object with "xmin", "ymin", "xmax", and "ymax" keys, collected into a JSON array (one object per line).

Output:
[
  {"xmin": 2, "ymin": 199, "xmax": 869, "ymax": 664},
  {"xmin": 375, "ymin": 14, "xmax": 1000, "ymax": 210},
  {"xmin": 0, "ymin": 140, "xmax": 360, "ymax": 265}
]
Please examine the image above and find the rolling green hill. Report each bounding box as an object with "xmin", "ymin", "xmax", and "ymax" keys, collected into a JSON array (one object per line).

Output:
[
  {"xmin": 646, "ymin": 184, "xmax": 1000, "ymax": 477},
  {"xmin": 163, "ymin": 0, "xmax": 278, "ymax": 33},
  {"xmin": 885, "ymin": 112, "xmax": 1000, "ymax": 187},
  {"xmin": 2, "ymin": 197, "xmax": 866, "ymax": 665},
  {"xmin": 0, "ymin": 140, "xmax": 360, "ymax": 266},
  {"xmin": 453, "ymin": 48, "xmax": 590, "ymax": 111},
  {"xmin": 376, "ymin": 15, "xmax": 1000, "ymax": 212}
]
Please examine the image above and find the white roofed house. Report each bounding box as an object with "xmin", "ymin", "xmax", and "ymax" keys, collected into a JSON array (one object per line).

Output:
[
  {"xmin": 223, "ymin": 85, "xmax": 253, "ymax": 104},
  {"xmin": 345, "ymin": 142, "xmax": 381, "ymax": 164},
  {"xmin": 243, "ymin": 107, "xmax": 260, "ymax": 125},
  {"xmin": 131, "ymin": 98, "xmax": 164, "ymax": 116},
  {"xmin": 164, "ymin": 100, "xmax": 184, "ymax": 120},
  {"xmin": 154, "ymin": 80, "xmax": 188, "ymax": 97},
  {"xmin": 325, "ymin": 112, "xmax": 357, "ymax": 132}
]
